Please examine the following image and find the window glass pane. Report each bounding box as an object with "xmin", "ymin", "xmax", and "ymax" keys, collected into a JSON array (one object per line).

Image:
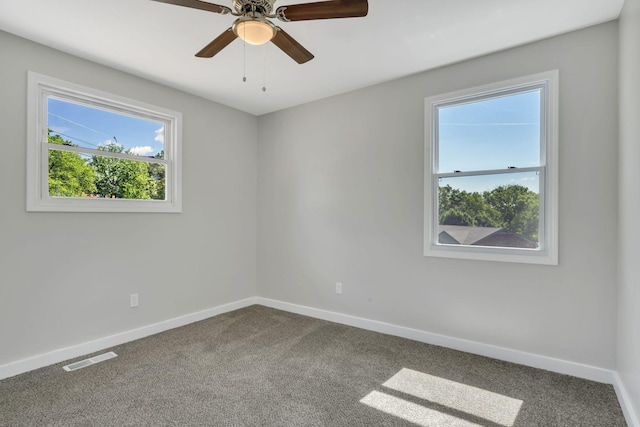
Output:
[
  {"xmin": 48, "ymin": 149, "xmax": 165, "ymax": 200},
  {"xmin": 438, "ymin": 172, "xmax": 540, "ymax": 248},
  {"xmin": 437, "ymin": 90, "xmax": 540, "ymax": 172},
  {"xmin": 47, "ymin": 97, "xmax": 165, "ymax": 159}
]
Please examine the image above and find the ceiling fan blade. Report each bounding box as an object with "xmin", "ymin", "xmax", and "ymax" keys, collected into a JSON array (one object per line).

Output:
[
  {"xmin": 196, "ymin": 28, "xmax": 237, "ymax": 58},
  {"xmin": 271, "ymin": 29, "xmax": 314, "ymax": 64},
  {"xmin": 151, "ymin": 0, "xmax": 232, "ymax": 15},
  {"xmin": 275, "ymin": 0, "xmax": 368, "ymax": 22}
]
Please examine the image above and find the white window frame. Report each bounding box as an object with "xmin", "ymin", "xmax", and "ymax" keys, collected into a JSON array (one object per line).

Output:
[
  {"xmin": 27, "ymin": 71, "xmax": 182, "ymax": 213},
  {"xmin": 424, "ymin": 71, "xmax": 558, "ymax": 265}
]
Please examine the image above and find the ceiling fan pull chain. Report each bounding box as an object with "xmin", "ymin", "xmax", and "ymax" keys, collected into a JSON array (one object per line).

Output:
[
  {"xmin": 242, "ymin": 25, "xmax": 247, "ymax": 83},
  {"xmin": 262, "ymin": 45, "xmax": 267, "ymax": 92}
]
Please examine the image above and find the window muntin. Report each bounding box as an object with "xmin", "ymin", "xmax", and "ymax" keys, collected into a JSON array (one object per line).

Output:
[
  {"xmin": 424, "ymin": 71, "xmax": 558, "ymax": 264},
  {"xmin": 28, "ymin": 72, "xmax": 181, "ymax": 212}
]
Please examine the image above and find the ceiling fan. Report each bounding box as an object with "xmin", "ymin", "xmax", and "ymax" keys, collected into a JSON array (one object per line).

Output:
[{"xmin": 151, "ymin": 0, "xmax": 368, "ymax": 64}]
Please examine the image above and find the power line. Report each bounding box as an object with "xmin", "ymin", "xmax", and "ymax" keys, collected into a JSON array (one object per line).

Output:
[
  {"xmin": 50, "ymin": 131, "xmax": 103, "ymax": 150},
  {"xmin": 47, "ymin": 111, "xmax": 121, "ymax": 149},
  {"xmin": 48, "ymin": 112, "xmax": 113, "ymax": 138}
]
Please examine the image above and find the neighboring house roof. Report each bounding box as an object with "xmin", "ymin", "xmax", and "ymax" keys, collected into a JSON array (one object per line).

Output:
[
  {"xmin": 438, "ymin": 225, "xmax": 503, "ymax": 245},
  {"xmin": 438, "ymin": 225, "xmax": 537, "ymax": 249}
]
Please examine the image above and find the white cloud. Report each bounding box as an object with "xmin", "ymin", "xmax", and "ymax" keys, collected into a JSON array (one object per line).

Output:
[
  {"xmin": 129, "ymin": 146, "xmax": 155, "ymax": 156},
  {"xmin": 154, "ymin": 126, "xmax": 165, "ymax": 144}
]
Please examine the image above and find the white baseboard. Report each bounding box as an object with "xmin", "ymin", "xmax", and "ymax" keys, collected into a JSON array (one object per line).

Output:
[
  {"xmin": 613, "ymin": 372, "xmax": 640, "ymax": 427},
  {"xmin": 256, "ymin": 297, "xmax": 616, "ymax": 384},
  {"xmin": 0, "ymin": 297, "xmax": 257, "ymax": 380}
]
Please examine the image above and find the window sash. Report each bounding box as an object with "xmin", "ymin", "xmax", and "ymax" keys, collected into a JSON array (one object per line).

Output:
[
  {"xmin": 431, "ymin": 167, "xmax": 546, "ymax": 252},
  {"xmin": 432, "ymin": 84, "xmax": 548, "ymax": 174}
]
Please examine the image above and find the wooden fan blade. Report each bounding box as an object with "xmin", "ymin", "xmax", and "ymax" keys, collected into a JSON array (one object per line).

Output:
[
  {"xmin": 151, "ymin": 0, "xmax": 232, "ymax": 15},
  {"xmin": 271, "ymin": 29, "xmax": 314, "ymax": 64},
  {"xmin": 275, "ymin": 0, "xmax": 368, "ymax": 22},
  {"xmin": 196, "ymin": 28, "xmax": 237, "ymax": 58}
]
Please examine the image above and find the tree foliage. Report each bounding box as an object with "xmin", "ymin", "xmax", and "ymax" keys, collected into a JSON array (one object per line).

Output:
[
  {"xmin": 147, "ymin": 150, "xmax": 165, "ymax": 201},
  {"xmin": 48, "ymin": 133, "xmax": 96, "ymax": 197},
  {"xmin": 90, "ymin": 143, "xmax": 157, "ymax": 199},
  {"xmin": 438, "ymin": 184, "xmax": 539, "ymax": 242},
  {"xmin": 47, "ymin": 133, "xmax": 164, "ymax": 200}
]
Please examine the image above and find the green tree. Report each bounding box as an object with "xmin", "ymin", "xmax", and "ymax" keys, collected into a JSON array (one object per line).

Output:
[
  {"xmin": 438, "ymin": 185, "xmax": 499, "ymax": 227},
  {"xmin": 440, "ymin": 208, "xmax": 475, "ymax": 226},
  {"xmin": 438, "ymin": 183, "xmax": 539, "ymax": 242},
  {"xmin": 48, "ymin": 133, "xmax": 96, "ymax": 197},
  {"xmin": 90, "ymin": 143, "xmax": 157, "ymax": 199},
  {"xmin": 147, "ymin": 150, "xmax": 165, "ymax": 200},
  {"xmin": 483, "ymin": 185, "xmax": 539, "ymax": 241}
]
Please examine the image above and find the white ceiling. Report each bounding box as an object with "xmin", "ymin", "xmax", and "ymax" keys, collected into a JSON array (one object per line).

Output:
[{"xmin": 0, "ymin": 0, "xmax": 625, "ymax": 115}]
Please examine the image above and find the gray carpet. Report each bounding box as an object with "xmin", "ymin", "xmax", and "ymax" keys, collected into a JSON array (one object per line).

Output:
[{"xmin": 0, "ymin": 305, "xmax": 627, "ymax": 426}]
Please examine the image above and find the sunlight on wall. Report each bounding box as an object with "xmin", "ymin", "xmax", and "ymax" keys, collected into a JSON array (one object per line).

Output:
[{"xmin": 360, "ymin": 368, "xmax": 523, "ymax": 427}]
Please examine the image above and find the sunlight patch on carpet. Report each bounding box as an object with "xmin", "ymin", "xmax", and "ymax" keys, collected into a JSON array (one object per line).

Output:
[
  {"xmin": 361, "ymin": 391, "xmax": 483, "ymax": 427},
  {"xmin": 361, "ymin": 367, "xmax": 523, "ymax": 427}
]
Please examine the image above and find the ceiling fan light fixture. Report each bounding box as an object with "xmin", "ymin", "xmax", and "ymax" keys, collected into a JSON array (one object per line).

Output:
[{"xmin": 233, "ymin": 18, "xmax": 276, "ymax": 45}]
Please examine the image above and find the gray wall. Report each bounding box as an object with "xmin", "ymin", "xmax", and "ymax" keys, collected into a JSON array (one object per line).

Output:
[
  {"xmin": 618, "ymin": 0, "xmax": 640, "ymax": 419},
  {"xmin": 0, "ymin": 30, "xmax": 258, "ymax": 366},
  {"xmin": 257, "ymin": 22, "xmax": 619, "ymax": 369}
]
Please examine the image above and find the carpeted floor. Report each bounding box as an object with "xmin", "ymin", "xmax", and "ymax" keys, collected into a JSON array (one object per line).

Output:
[{"xmin": 0, "ymin": 305, "xmax": 627, "ymax": 426}]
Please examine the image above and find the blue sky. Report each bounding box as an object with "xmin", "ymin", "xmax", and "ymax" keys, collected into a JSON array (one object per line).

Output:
[
  {"xmin": 437, "ymin": 89, "xmax": 541, "ymax": 193},
  {"xmin": 47, "ymin": 97, "xmax": 164, "ymax": 158}
]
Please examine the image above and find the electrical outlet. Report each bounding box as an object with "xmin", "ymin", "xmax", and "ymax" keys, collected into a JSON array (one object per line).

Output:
[
  {"xmin": 130, "ymin": 293, "xmax": 139, "ymax": 308},
  {"xmin": 336, "ymin": 282, "xmax": 342, "ymax": 295}
]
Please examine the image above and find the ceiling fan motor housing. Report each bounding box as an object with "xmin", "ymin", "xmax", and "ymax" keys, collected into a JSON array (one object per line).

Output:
[{"xmin": 233, "ymin": 0, "xmax": 276, "ymax": 16}]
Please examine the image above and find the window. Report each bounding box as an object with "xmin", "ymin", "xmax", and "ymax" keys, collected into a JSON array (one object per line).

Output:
[
  {"xmin": 424, "ymin": 71, "xmax": 558, "ymax": 264},
  {"xmin": 27, "ymin": 72, "xmax": 182, "ymax": 212}
]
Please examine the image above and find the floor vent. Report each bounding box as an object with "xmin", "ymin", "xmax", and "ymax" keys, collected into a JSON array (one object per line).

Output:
[{"xmin": 63, "ymin": 351, "xmax": 117, "ymax": 372}]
